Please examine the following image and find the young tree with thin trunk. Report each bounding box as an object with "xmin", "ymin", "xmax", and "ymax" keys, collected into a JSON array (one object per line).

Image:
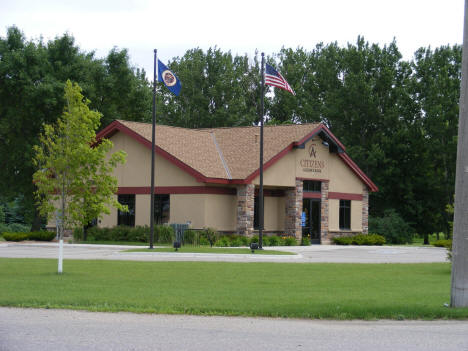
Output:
[{"xmin": 33, "ymin": 80, "xmax": 126, "ymax": 273}]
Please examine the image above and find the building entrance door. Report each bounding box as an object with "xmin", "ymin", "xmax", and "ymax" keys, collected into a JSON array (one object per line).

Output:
[{"xmin": 302, "ymin": 198, "xmax": 321, "ymax": 244}]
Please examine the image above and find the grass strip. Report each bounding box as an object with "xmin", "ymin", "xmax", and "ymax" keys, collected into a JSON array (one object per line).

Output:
[
  {"xmin": 75, "ymin": 241, "xmax": 150, "ymax": 246},
  {"xmin": 1, "ymin": 258, "xmax": 467, "ymax": 320},
  {"xmin": 123, "ymin": 247, "xmax": 294, "ymax": 255}
]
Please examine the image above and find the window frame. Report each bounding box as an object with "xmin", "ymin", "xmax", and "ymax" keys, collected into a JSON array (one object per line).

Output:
[
  {"xmin": 339, "ymin": 199, "xmax": 351, "ymax": 230},
  {"xmin": 303, "ymin": 180, "xmax": 321, "ymax": 192},
  {"xmin": 117, "ymin": 194, "xmax": 136, "ymax": 227},
  {"xmin": 153, "ymin": 194, "xmax": 170, "ymax": 225}
]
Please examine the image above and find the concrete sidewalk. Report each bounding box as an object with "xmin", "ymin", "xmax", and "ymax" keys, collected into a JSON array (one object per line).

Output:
[{"xmin": 0, "ymin": 241, "xmax": 448, "ymax": 263}]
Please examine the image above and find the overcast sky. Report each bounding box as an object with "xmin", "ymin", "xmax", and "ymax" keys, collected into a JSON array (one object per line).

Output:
[{"xmin": 1, "ymin": 0, "xmax": 465, "ymax": 80}]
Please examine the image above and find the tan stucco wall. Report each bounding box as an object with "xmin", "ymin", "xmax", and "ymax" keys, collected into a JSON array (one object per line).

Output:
[
  {"xmin": 252, "ymin": 137, "xmax": 365, "ymax": 193},
  {"xmin": 204, "ymin": 194, "xmax": 237, "ymax": 231},
  {"xmin": 135, "ymin": 195, "xmax": 151, "ymax": 227},
  {"xmin": 328, "ymin": 154, "xmax": 364, "ymax": 194},
  {"xmin": 170, "ymin": 194, "xmax": 206, "ymax": 229},
  {"xmin": 110, "ymin": 132, "xmax": 200, "ymax": 187},
  {"xmin": 264, "ymin": 196, "xmax": 285, "ymax": 231},
  {"xmin": 328, "ymin": 199, "xmax": 363, "ymax": 232},
  {"xmin": 351, "ymin": 200, "xmax": 363, "ymax": 232},
  {"xmin": 252, "ymin": 152, "xmax": 296, "ymax": 187},
  {"xmin": 99, "ymin": 195, "xmax": 118, "ymax": 228}
]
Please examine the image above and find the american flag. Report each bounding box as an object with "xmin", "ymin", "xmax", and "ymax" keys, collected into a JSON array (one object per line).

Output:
[{"xmin": 265, "ymin": 63, "xmax": 295, "ymax": 95}]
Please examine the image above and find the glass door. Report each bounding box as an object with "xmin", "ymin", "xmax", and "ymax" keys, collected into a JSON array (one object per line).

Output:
[{"xmin": 302, "ymin": 198, "xmax": 321, "ymax": 244}]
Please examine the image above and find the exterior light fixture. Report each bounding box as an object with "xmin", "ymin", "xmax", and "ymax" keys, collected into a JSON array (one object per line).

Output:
[
  {"xmin": 250, "ymin": 242, "xmax": 259, "ymax": 253},
  {"xmin": 322, "ymin": 141, "xmax": 329, "ymax": 147}
]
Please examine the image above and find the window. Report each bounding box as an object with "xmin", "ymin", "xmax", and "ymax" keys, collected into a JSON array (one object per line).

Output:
[
  {"xmin": 154, "ymin": 194, "xmax": 170, "ymax": 225},
  {"xmin": 339, "ymin": 200, "xmax": 351, "ymax": 230},
  {"xmin": 253, "ymin": 196, "xmax": 264, "ymax": 230},
  {"xmin": 118, "ymin": 194, "xmax": 135, "ymax": 227},
  {"xmin": 303, "ymin": 180, "xmax": 321, "ymax": 192}
]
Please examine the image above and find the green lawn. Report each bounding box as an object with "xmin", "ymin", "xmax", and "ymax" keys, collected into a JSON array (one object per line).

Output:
[
  {"xmin": 1, "ymin": 258, "xmax": 467, "ymax": 319},
  {"xmin": 124, "ymin": 247, "xmax": 294, "ymax": 255}
]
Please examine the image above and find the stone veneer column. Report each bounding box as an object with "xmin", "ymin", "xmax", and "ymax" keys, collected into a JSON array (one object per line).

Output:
[
  {"xmin": 362, "ymin": 187, "xmax": 369, "ymax": 234},
  {"xmin": 320, "ymin": 180, "xmax": 330, "ymax": 244},
  {"xmin": 285, "ymin": 179, "xmax": 303, "ymax": 240},
  {"xmin": 237, "ymin": 184, "xmax": 255, "ymax": 237}
]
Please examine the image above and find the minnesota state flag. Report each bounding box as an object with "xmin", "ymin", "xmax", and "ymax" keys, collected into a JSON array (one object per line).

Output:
[{"xmin": 158, "ymin": 60, "xmax": 181, "ymax": 96}]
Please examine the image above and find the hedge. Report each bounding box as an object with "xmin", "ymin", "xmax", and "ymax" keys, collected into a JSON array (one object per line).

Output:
[
  {"xmin": 333, "ymin": 233, "xmax": 386, "ymax": 246},
  {"xmin": 3, "ymin": 231, "xmax": 55, "ymax": 242}
]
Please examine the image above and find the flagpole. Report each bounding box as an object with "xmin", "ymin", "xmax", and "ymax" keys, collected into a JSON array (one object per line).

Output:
[
  {"xmin": 259, "ymin": 52, "xmax": 265, "ymax": 249},
  {"xmin": 149, "ymin": 49, "xmax": 157, "ymax": 249}
]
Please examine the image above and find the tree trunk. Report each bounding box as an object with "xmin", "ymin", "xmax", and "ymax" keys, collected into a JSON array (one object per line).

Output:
[
  {"xmin": 30, "ymin": 205, "xmax": 43, "ymax": 232},
  {"xmin": 83, "ymin": 222, "xmax": 92, "ymax": 241},
  {"xmin": 451, "ymin": 0, "xmax": 468, "ymax": 307}
]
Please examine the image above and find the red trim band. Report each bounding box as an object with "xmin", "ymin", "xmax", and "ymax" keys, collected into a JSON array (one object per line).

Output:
[
  {"xmin": 328, "ymin": 192, "xmax": 363, "ymax": 201},
  {"xmin": 254, "ymin": 189, "xmax": 285, "ymax": 197},
  {"xmin": 303, "ymin": 192, "xmax": 322, "ymax": 199},
  {"xmin": 117, "ymin": 186, "xmax": 237, "ymax": 195},
  {"xmin": 296, "ymin": 177, "xmax": 329, "ymax": 182}
]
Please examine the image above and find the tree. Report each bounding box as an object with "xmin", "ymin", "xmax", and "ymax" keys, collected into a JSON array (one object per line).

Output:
[
  {"xmin": 157, "ymin": 47, "xmax": 261, "ymax": 128},
  {"xmin": 33, "ymin": 80, "xmax": 126, "ymax": 273},
  {"xmin": 0, "ymin": 26, "xmax": 151, "ymax": 231},
  {"xmin": 412, "ymin": 45, "xmax": 461, "ymax": 236}
]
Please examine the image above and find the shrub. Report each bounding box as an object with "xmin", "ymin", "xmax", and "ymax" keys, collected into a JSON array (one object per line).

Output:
[
  {"xmin": 8, "ymin": 223, "xmax": 31, "ymax": 232},
  {"xmin": 283, "ymin": 237, "xmax": 297, "ymax": 246},
  {"xmin": 433, "ymin": 239, "xmax": 452, "ymax": 248},
  {"xmin": 199, "ymin": 236, "xmax": 210, "ymax": 246},
  {"xmin": 0, "ymin": 223, "xmax": 30, "ymax": 234},
  {"xmin": 215, "ymin": 236, "xmax": 230, "ymax": 247},
  {"xmin": 333, "ymin": 236, "xmax": 353, "ymax": 245},
  {"xmin": 3, "ymin": 232, "xmax": 29, "ymax": 241},
  {"xmin": 0, "ymin": 223, "xmax": 10, "ymax": 235},
  {"xmin": 369, "ymin": 209, "xmax": 413, "ymax": 244},
  {"xmin": 73, "ymin": 228, "xmax": 84, "ymax": 241},
  {"xmin": 28, "ymin": 231, "xmax": 55, "ymax": 241},
  {"xmin": 200, "ymin": 228, "xmax": 218, "ymax": 247},
  {"xmin": 366, "ymin": 234, "xmax": 386, "ymax": 245},
  {"xmin": 261, "ymin": 236, "xmax": 270, "ymax": 246},
  {"xmin": 229, "ymin": 235, "xmax": 247, "ymax": 247},
  {"xmin": 183, "ymin": 229, "xmax": 198, "ymax": 245},
  {"xmin": 301, "ymin": 237, "xmax": 310, "ymax": 246},
  {"xmin": 268, "ymin": 235, "xmax": 280, "ymax": 246},
  {"xmin": 238, "ymin": 235, "xmax": 249, "ymax": 246},
  {"xmin": 250, "ymin": 235, "xmax": 259, "ymax": 244},
  {"xmin": 155, "ymin": 225, "xmax": 174, "ymax": 243},
  {"xmin": 333, "ymin": 233, "xmax": 385, "ymax": 245}
]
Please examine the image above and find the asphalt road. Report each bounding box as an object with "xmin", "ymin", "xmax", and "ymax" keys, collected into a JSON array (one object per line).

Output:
[
  {"xmin": 1, "ymin": 307, "xmax": 467, "ymax": 351},
  {"xmin": 0, "ymin": 242, "xmax": 448, "ymax": 263}
]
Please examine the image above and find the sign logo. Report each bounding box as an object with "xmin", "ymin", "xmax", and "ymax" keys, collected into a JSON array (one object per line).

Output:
[
  {"xmin": 300, "ymin": 142, "xmax": 325, "ymax": 173},
  {"xmin": 162, "ymin": 70, "xmax": 177, "ymax": 87},
  {"xmin": 308, "ymin": 143, "xmax": 317, "ymax": 158}
]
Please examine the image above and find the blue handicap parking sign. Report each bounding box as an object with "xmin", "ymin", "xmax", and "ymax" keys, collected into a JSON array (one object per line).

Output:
[{"xmin": 301, "ymin": 212, "xmax": 306, "ymax": 227}]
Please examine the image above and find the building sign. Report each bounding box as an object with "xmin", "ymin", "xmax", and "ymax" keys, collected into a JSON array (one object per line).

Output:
[{"xmin": 300, "ymin": 143, "xmax": 325, "ymax": 173}]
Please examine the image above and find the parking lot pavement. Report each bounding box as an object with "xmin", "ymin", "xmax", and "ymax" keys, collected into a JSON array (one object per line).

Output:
[
  {"xmin": 1, "ymin": 307, "xmax": 467, "ymax": 351},
  {"xmin": 0, "ymin": 242, "xmax": 448, "ymax": 263}
]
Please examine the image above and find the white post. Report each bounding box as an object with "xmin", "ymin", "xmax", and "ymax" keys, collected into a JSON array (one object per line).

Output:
[
  {"xmin": 58, "ymin": 239, "xmax": 63, "ymax": 274},
  {"xmin": 451, "ymin": 0, "xmax": 468, "ymax": 307}
]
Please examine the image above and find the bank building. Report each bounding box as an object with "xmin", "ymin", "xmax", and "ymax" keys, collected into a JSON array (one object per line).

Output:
[{"xmin": 95, "ymin": 120, "xmax": 378, "ymax": 244}]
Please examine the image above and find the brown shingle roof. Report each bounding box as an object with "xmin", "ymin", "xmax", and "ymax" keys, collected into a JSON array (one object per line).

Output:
[
  {"xmin": 118, "ymin": 120, "xmax": 227, "ymax": 179},
  {"xmin": 98, "ymin": 119, "xmax": 377, "ymax": 191},
  {"xmin": 117, "ymin": 120, "xmax": 321, "ymax": 180},
  {"xmin": 206, "ymin": 124, "xmax": 321, "ymax": 179}
]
